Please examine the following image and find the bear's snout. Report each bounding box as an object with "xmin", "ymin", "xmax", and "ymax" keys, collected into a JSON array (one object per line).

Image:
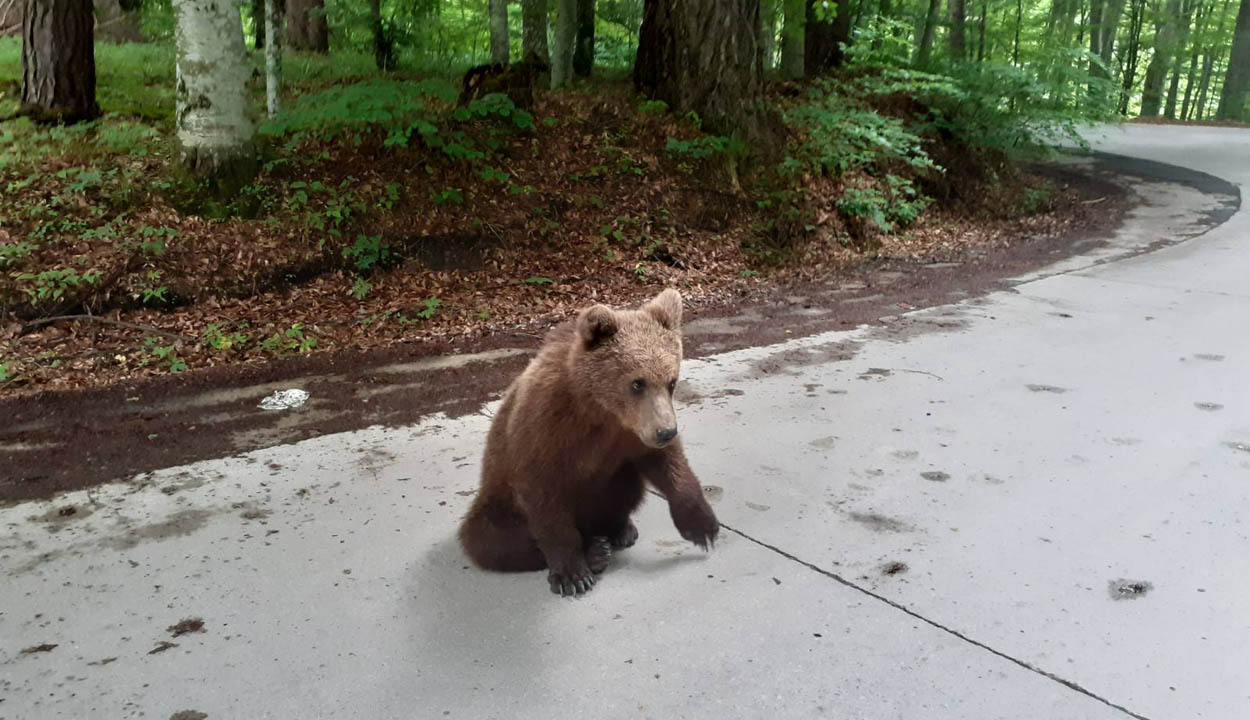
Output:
[{"xmin": 655, "ymin": 426, "xmax": 678, "ymax": 446}]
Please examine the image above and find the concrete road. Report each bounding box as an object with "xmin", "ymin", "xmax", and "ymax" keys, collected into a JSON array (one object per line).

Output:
[{"xmin": 2, "ymin": 124, "xmax": 1248, "ymax": 720}]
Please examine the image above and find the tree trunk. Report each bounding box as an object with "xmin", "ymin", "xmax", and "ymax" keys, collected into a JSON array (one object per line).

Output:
[
  {"xmin": 1180, "ymin": 10, "xmax": 1202, "ymax": 118},
  {"xmin": 1119, "ymin": 0, "xmax": 1146, "ymax": 113},
  {"xmin": 370, "ymin": 0, "xmax": 394, "ymax": 70},
  {"xmin": 633, "ymin": 0, "xmax": 783, "ymax": 163},
  {"xmin": 1164, "ymin": 0, "xmax": 1196, "ymax": 117},
  {"xmin": 173, "ymin": 0, "xmax": 255, "ymax": 181},
  {"xmin": 1195, "ymin": 0, "xmax": 1232, "ymax": 118},
  {"xmin": 490, "ymin": 0, "xmax": 510, "ymax": 64},
  {"xmin": 1216, "ymin": 0, "xmax": 1250, "ymax": 119},
  {"xmin": 917, "ymin": 0, "xmax": 941, "ymax": 65},
  {"xmin": 252, "ymin": 0, "xmax": 264, "ymax": 48},
  {"xmin": 265, "ymin": 0, "xmax": 281, "ymax": 118},
  {"xmin": 978, "ymin": 0, "xmax": 987, "ymax": 60},
  {"xmin": 0, "ymin": 0, "xmax": 21, "ymax": 36},
  {"xmin": 949, "ymin": 0, "xmax": 967, "ymax": 60},
  {"xmin": 551, "ymin": 0, "xmax": 575, "ymax": 87},
  {"xmin": 1141, "ymin": 0, "xmax": 1181, "ymax": 115},
  {"xmin": 761, "ymin": 0, "xmax": 777, "ymax": 69},
  {"xmin": 285, "ymin": 0, "xmax": 327, "ymax": 53},
  {"xmin": 781, "ymin": 0, "xmax": 804, "ymax": 78},
  {"xmin": 1099, "ymin": 0, "xmax": 1126, "ymax": 62},
  {"xmin": 20, "ymin": 0, "xmax": 98, "ymax": 123},
  {"xmin": 95, "ymin": 0, "xmax": 145, "ymax": 43},
  {"xmin": 1013, "ymin": 0, "xmax": 1022, "ymax": 64},
  {"xmin": 573, "ymin": 0, "xmax": 594, "ymax": 76},
  {"xmin": 522, "ymin": 0, "xmax": 549, "ymax": 62},
  {"xmin": 805, "ymin": 0, "xmax": 851, "ymax": 72}
]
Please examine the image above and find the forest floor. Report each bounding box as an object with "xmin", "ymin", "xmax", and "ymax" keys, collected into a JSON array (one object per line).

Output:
[{"xmin": 0, "ymin": 42, "xmax": 1128, "ymax": 397}]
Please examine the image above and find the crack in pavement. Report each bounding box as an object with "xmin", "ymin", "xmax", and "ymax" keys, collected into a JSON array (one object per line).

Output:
[
  {"xmin": 717, "ymin": 521, "xmax": 1154, "ymax": 720},
  {"xmin": 1068, "ymin": 273, "xmax": 1250, "ymax": 299}
]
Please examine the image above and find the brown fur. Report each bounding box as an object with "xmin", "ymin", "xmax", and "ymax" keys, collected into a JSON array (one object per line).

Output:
[
  {"xmin": 457, "ymin": 51, "xmax": 550, "ymax": 110},
  {"xmin": 458, "ymin": 289, "xmax": 719, "ymax": 596}
]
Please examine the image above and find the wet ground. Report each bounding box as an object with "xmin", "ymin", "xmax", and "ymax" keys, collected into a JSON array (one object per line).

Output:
[{"xmin": 1, "ymin": 127, "xmax": 1247, "ymax": 719}]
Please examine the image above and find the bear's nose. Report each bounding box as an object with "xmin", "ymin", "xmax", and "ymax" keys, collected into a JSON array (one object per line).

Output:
[{"xmin": 655, "ymin": 427, "xmax": 678, "ymax": 445}]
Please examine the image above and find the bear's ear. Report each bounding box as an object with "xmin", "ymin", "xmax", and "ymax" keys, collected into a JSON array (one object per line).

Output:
[
  {"xmin": 578, "ymin": 304, "xmax": 619, "ymax": 349},
  {"xmin": 644, "ymin": 288, "xmax": 682, "ymax": 331}
]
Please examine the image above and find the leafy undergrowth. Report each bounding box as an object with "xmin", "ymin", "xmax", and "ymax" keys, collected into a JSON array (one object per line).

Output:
[{"xmin": 1, "ymin": 47, "xmax": 1108, "ymax": 394}]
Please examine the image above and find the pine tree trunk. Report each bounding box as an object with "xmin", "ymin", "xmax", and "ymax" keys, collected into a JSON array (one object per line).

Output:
[
  {"xmin": 522, "ymin": 0, "xmax": 549, "ymax": 62},
  {"xmin": 573, "ymin": 0, "xmax": 594, "ymax": 76},
  {"xmin": 265, "ymin": 0, "xmax": 281, "ymax": 118},
  {"xmin": 761, "ymin": 0, "xmax": 777, "ymax": 70},
  {"xmin": 949, "ymin": 0, "xmax": 967, "ymax": 60},
  {"xmin": 1141, "ymin": 0, "xmax": 1181, "ymax": 115},
  {"xmin": 173, "ymin": 0, "xmax": 255, "ymax": 181},
  {"xmin": 781, "ymin": 0, "xmax": 804, "ymax": 78},
  {"xmin": 285, "ymin": 0, "xmax": 327, "ymax": 53},
  {"xmin": 634, "ymin": 0, "xmax": 783, "ymax": 163},
  {"xmin": 490, "ymin": 0, "xmax": 510, "ymax": 64},
  {"xmin": 917, "ymin": 0, "xmax": 941, "ymax": 64},
  {"xmin": 20, "ymin": 0, "xmax": 98, "ymax": 124},
  {"xmin": 551, "ymin": 0, "xmax": 575, "ymax": 87},
  {"xmin": 1216, "ymin": 0, "xmax": 1250, "ymax": 119}
]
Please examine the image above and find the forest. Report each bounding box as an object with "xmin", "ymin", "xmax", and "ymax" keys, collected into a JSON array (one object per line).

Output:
[{"xmin": 0, "ymin": 0, "xmax": 1247, "ymax": 393}]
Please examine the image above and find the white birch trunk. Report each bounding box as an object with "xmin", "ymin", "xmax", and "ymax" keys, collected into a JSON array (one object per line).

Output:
[
  {"xmin": 172, "ymin": 0, "xmax": 255, "ymax": 177},
  {"xmin": 550, "ymin": 0, "xmax": 575, "ymax": 88},
  {"xmin": 265, "ymin": 0, "xmax": 281, "ymax": 118}
]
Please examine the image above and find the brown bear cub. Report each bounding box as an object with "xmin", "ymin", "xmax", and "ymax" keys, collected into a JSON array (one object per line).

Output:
[{"xmin": 458, "ymin": 289, "xmax": 720, "ymax": 596}]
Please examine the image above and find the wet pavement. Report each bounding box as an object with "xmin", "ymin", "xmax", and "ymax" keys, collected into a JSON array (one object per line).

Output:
[{"xmin": 1, "ymin": 124, "xmax": 1247, "ymax": 719}]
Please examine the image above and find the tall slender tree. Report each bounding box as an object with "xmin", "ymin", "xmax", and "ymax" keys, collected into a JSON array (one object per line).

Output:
[
  {"xmin": 761, "ymin": 0, "xmax": 778, "ymax": 70},
  {"xmin": 551, "ymin": 0, "xmax": 576, "ymax": 87},
  {"xmin": 950, "ymin": 0, "xmax": 968, "ymax": 60},
  {"xmin": 19, "ymin": 0, "xmax": 99, "ymax": 123},
  {"xmin": 573, "ymin": 0, "xmax": 595, "ymax": 76},
  {"xmin": 781, "ymin": 0, "xmax": 805, "ymax": 78},
  {"xmin": 523, "ymin": 0, "xmax": 550, "ymax": 62},
  {"xmin": 917, "ymin": 0, "xmax": 942, "ymax": 64},
  {"xmin": 490, "ymin": 0, "xmax": 510, "ymax": 64},
  {"xmin": 265, "ymin": 0, "xmax": 282, "ymax": 118},
  {"xmin": 1141, "ymin": 0, "xmax": 1182, "ymax": 115},
  {"xmin": 1194, "ymin": 0, "xmax": 1233, "ymax": 118},
  {"xmin": 1216, "ymin": 0, "xmax": 1250, "ymax": 119},
  {"xmin": 1164, "ymin": 0, "xmax": 1197, "ymax": 116},
  {"xmin": 1180, "ymin": 1, "xmax": 1208, "ymax": 119}
]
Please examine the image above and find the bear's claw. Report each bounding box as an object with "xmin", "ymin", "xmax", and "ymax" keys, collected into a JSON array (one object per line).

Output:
[
  {"xmin": 548, "ymin": 562, "xmax": 597, "ymax": 597},
  {"xmin": 611, "ymin": 521, "xmax": 639, "ymax": 549},
  {"xmin": 586, "ymin": 536, "xmax": 613, "ymax": 573}
]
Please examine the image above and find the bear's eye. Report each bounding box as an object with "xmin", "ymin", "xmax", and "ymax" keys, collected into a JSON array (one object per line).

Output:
[
  {"xmin": 630, "ymin": 379, "xmax": 646, "ymax": 395},
  {"xmin": 667, "ymin": 378, "xmax": 677, "ymax": 394}
]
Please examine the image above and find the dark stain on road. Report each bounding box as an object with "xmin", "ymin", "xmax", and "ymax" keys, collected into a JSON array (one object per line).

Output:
[
  {"xmin": 848, "ymin": 512, "xmax": 913, "ymax": 533},
  {"xmin": 1026, "ymin": 384, "xmax": 1068, "ymax": 394},
  {"xmin": 881, "ymin": 561, "xmax": 909, "ymax": 576},
  {"xmin": 921, "ymin": 471, "xmax": 951, "ymax": 482},
  {"xmin": 1109, "ymin": 579, "xmax": 1153, "ymax": 600},
  {"xmin": 1194, "ymin": 402, "xmax": 1224, "ymax": 411}
]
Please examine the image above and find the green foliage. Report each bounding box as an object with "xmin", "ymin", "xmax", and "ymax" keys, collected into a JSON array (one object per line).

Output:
[
  {"xmin": 431, "ymin": 187, "xmax": 464, "ymax": 205},
  {"xmin": 350, "ymin": 277, "xmax": 374, "ymax": 300},
  {"xmin": 259, "ymin": 79, "xmax": 457, "ymax": 141},
  {"xmin": 142, "ymin": 337, "xmax": 187, "ymax": 373},
  {"xmin": 0, "ymin": 361, "xmax": 12, "ymax": 382},
  {"xmin": 786, "ymin": 84, "xmax": 937, "ymax": 177},
  {"xmin": 261, "ymin": 323, "xmax": 318, "ymax": 355},
  {"xmin": 638, "ymin": 99, "xmax": 669, "ymax": 115},
  {"xmin": 664, "ymin": 135, "xmax": 745, "ymax": 160},
  {"xmin": 0, "ymin": 240, "xmax": 36, "ymax": 268},
  {"xmin": 343, "ymin": 234, "xmax": 392, "ymax": 270},
  {"xmin": 203, "ymin": 323, "xmax": 250, "ymax": 352},
  {"xmin": 15, "ymin": 268, "xmax": 102, "ymax": 306},
  {"xmin": 524, "ymin": 276, "xmax": 554, "ymax": 285}
]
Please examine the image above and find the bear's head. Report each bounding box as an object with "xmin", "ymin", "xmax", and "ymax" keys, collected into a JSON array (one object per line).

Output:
[{"xmin": 571, "ymin": 289, "xmax": 684, "ymax": 449}]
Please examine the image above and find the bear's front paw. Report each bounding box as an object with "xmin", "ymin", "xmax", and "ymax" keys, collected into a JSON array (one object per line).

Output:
[
  {"xmin": 611, "ymin": 520, "xmax": 639, "ymax": 549},
  {"xmin": 548, "ymin": 558, "xmax": 597, "ymax": 597},
  {"xmin": 671, "ymin": 498, "xmax": 719, "ymax": 550}
]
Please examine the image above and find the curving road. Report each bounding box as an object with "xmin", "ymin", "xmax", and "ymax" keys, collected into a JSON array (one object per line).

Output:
[{"xmin": 1, "ymin": 124, "xmax": 1247, "ymax": 720}]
